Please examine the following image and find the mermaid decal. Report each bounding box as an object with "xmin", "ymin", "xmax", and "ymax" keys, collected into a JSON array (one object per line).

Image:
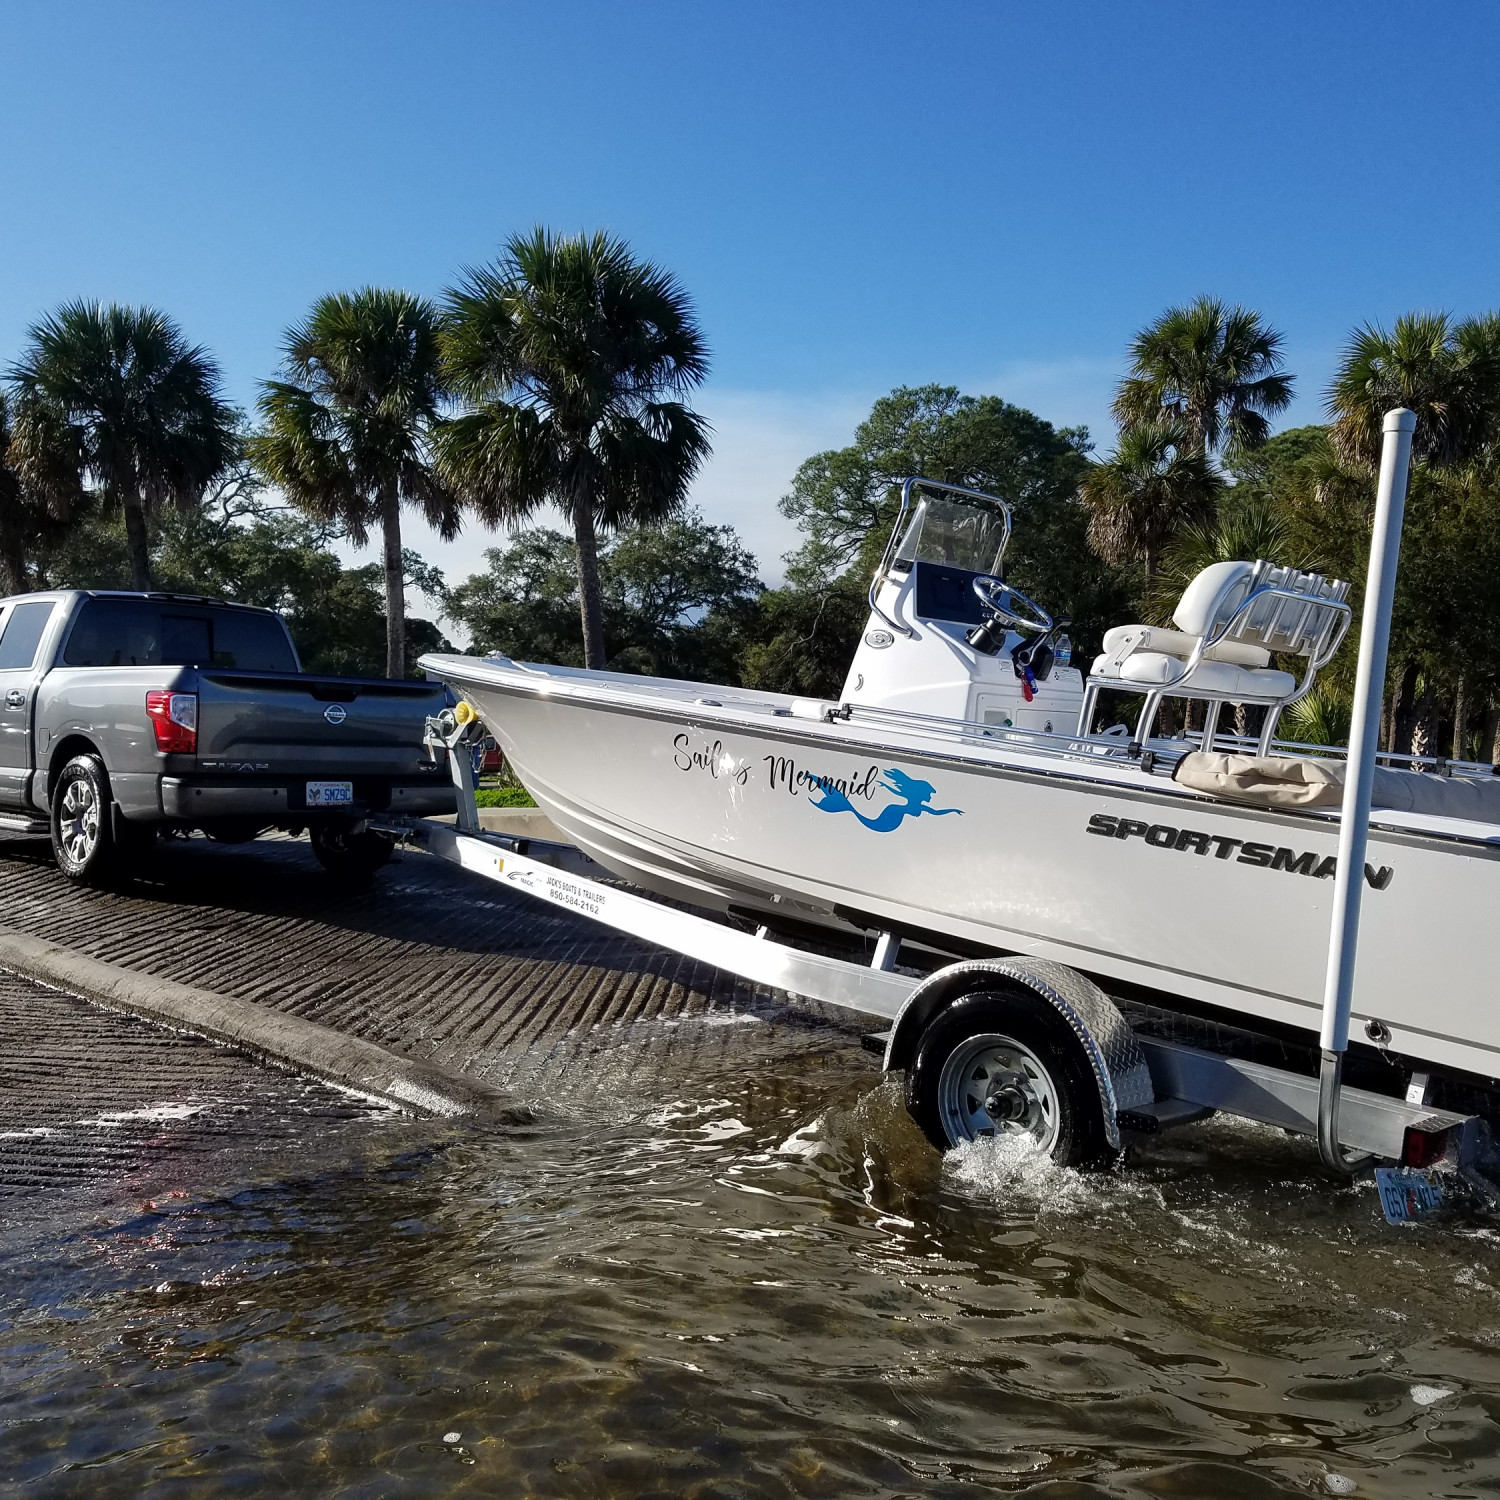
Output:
[{"xmin": 807, "ymin": 766, "xmax": 962, "ymax": 832}]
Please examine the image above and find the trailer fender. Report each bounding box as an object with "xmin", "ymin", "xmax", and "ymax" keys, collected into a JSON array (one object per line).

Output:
[{"xmin": 882, "ymin": 958, "xmax": 1155, "ymax": 1152}]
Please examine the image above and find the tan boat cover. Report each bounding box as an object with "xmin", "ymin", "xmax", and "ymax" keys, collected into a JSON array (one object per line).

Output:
[{"xmin": 1172, "ymin": 751, "xmax": 1500, "ymax": 821}]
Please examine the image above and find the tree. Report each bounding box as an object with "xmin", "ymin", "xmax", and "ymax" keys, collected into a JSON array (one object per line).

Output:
[
  {"xmin": 1113, "ymin": 296, "xmax": 1294, "ymax": 457},
  {"xmin": 447, "ymin": 509, "xmax": 760, "ymax": 684},
  {"xmin": 437, "ymin": 228, "xmax": 712, "ymax": 669},
  {"xmin": 0, "ymin": 389, "xmax": 68, "ymax": 594},
  {"xmin": 777, "ymin": 385, "xmax": 1122, "ymax": 652},
  {"xmin": 8, "ymin": 301, "xmax": 236, "ymax": 590},
  {"xmin": 1079, "ymin": 418, "xmax": 1222, "ymax": 602},
  {"xmin": 31, "ymin": 467, "xmax": 452, "ymax": 678},
  {"xmin": 1326, "ymin": 311, "xmax": 1500, "ymax": 468},
  {"xmin": 253, "ymin": 288, "xmax": 458, "ymax": 678}
]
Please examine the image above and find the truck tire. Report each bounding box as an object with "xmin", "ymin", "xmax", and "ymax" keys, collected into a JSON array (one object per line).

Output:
[
  {"xmin": 903, "ymin": 987, "xmax": 1111, "ymax": 1168},
  {"xmin": 51, "ymin": 754, "xmax": 127, "ymax": 884},
  {"xmin": 309, "ymin": 822, "xmax": 396, "ymax": 881}
]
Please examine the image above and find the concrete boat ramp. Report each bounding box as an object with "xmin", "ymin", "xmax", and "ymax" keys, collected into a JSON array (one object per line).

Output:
[{"xmin": 0, "ymin": 830, "xmax": 866, "ymax": 1202}]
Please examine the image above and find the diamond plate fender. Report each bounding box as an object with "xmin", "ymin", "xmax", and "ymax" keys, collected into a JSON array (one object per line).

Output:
[{"xmin": 882, "ymin": 957, "xmax": 1155, "ymax": 1151}]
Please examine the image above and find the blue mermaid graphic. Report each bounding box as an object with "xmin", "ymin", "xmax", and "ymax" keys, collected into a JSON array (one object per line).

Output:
[{"xmin": 807, "ymin": 766, "xmax": 962, "ymax": 832}]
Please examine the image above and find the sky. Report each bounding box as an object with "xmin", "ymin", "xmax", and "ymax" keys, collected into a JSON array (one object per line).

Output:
[{"xmin": 2, "ymin": 2, "xmax": 1498, "ymax": 627}]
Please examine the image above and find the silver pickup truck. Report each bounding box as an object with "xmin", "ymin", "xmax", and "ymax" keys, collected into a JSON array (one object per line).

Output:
[{"xmin": 0, "ymin": 589, "xmax": 455, "ymax": 882}]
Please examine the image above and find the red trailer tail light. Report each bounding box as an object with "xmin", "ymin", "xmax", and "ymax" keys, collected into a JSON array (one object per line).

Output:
[
  {"xmin": 146, "ymin": 691, "xmax": 197, "ymax": 754},
  {"xmin": 1401, "ymin": 1125, "xmax": 1449, "ymax": 1168}
]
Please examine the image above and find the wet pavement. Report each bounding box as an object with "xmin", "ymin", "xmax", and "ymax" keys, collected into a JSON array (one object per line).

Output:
[{"xmin": 5, "ymin": 832, "xmax": 1500, "ymax": 1496}]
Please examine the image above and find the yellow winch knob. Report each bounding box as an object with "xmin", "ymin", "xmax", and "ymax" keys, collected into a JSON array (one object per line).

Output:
[{"xmin": 453, "ymin": 700, "xmax": 478, "ymax": 726}]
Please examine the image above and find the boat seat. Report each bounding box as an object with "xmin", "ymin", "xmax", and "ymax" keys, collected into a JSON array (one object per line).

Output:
[{"xmin": 1080, "ymin": 559, "xmax": 1350, "ymax": 754}]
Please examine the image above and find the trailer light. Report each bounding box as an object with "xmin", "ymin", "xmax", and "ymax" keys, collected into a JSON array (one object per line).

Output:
[
  {"xmin": 1401, "ymin": 1125, "xmax": 1449, "ymax": 1168},
  {"xmin": 146, "ymin": 691, "xmax": 198, "ymax": 754}
]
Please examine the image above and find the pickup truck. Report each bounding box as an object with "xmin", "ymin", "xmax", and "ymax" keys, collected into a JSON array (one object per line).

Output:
[{"xmin": 0, "ymin": 589, "xmax": 455, "ymax": 882}]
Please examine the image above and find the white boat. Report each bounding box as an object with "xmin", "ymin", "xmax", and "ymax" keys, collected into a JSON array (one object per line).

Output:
[{"xmin": 421, "ymin": 476, "xmax": 1500, "ymax": 1171}]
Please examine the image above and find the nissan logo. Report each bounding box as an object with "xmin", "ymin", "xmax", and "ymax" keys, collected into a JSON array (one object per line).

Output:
[{"xmin": 324, "ymin": 704, "xmax": 347, "ymax": 724}]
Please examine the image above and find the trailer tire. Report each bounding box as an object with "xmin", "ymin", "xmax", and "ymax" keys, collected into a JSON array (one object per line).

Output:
[{"xmin": 904, "ymin": 987, "xmax": 1112, "ymax": 1167}]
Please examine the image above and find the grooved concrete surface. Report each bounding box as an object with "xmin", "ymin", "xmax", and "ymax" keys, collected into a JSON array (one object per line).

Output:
[
  {"xmin": 0, "ymin": 970, "xmax": 387, "ymax": 1198},
  {"xmin": 0, "ymin": 832, "xmax": 863, "ymax": 1176}
]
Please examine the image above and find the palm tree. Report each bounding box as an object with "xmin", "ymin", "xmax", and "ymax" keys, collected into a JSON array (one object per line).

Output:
[
  {"xmin": 437, "ymin": 228, "xmax": 711, "ymax": 669},
  {"xmin": 8, "ymin": 301, "xmax": 235, "ymax": 590},
  {"xmin": 1144, "ymin": 494, "xmax": 1297, "ymax": 624},
  {"xmin": 1079, "ymin": 418, "xmax": 1221, "ymax": 601},
  {"xmin": 1327, "ymin": 311, "xmax": 1500, "ymax": 468},
  {"xmin": 1113, "ymin": 296, "xmax": 1294, "ymax": 457},
  {"xmin": 0, "ymin": 390, "xmax": 54, "ymax": 594},
  {"xmin": 254, "ymin": 289, "xmax": 458, "ymax": 679}
]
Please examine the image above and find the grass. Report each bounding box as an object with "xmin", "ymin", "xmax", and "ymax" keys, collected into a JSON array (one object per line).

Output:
[{"xmin": 474, "ymin": 784, "xmax": 537, "ymax": 808}]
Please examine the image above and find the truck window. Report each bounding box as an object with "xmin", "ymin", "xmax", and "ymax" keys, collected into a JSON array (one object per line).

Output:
[
  {"xmin": 62, "ymin": 598, "xmax": 298, "ymax": 673},
  {"xmin": 0, "ymin": 602, "xmax": 55, "ymax": 670}
]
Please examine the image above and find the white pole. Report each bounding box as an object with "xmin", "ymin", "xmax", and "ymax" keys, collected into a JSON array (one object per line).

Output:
[{"xmin": 1317, "ymin": 407, "xmax": 1416, "ymax": 1170}]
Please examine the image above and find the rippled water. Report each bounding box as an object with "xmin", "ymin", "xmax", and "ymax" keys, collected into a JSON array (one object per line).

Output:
[{"xmin": 5, "ymin": 1023, "xmax": 1500, "ymax": 1498}]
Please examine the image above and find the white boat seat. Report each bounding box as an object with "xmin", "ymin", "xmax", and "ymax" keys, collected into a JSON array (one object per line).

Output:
[
  {"xmin": 1090, "ymin": 649, "xmax": 1295, "ymax": 699},
  {"xmin": 1080, "ymin": 558, "xmax": 1351, "ymax": 753}
]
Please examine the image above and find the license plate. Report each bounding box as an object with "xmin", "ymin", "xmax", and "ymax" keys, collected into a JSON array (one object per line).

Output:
[
  {"xmin": 306, "ymin": 780, "xmax": 354, "ymax": 807},
  {"xmin": 1375, "ymin": 1166, "xmax": 1445, "ymax": 1224}
]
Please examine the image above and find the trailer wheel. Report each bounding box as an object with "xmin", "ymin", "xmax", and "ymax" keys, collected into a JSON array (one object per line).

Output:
[{"xmin": 904, "ymin": 987, "xmax": 1110, "ymax": 1166}]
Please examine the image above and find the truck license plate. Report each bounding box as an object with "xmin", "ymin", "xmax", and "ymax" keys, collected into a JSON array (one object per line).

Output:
[
  {"xmin": 1375, "ymin": 1166, "xmax": 1445, "ymax": 1224},
  {"xmin": 306, "ymin": 780, "xmax": 354, "ymax": 807}
]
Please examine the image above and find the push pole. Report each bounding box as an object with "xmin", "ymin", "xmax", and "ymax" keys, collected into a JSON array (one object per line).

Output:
[{"xmin": 1317, "ymin": 408, "xmax": 1416, "ymax": 1172}]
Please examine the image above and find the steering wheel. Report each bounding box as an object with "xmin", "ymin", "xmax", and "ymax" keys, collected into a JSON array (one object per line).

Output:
[{"xmin": 971, "ymin": 575, "xmax": 1053, "ymax": 635}]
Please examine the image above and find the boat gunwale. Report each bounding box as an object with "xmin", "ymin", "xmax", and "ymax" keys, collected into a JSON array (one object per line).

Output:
[{"xmin": 423, "ymin": 653, "xmax": 1500, "ymax": 857}]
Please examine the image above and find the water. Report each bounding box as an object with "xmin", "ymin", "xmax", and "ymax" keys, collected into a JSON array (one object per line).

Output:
[{"xmin": 5, "ymin": 1024, "xmax": 1500, "ymax": 1497}]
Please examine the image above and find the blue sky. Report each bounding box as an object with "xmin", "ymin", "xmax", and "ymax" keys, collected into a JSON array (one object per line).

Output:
[{"xmin": 2, "ymin": 2, "xmax": 1497, "ymax": 601}]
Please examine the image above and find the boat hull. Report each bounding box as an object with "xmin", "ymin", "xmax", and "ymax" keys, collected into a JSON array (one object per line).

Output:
[{"xmin": 428, "ymin": 656, "xmax": 1500, "ymax": 1080}]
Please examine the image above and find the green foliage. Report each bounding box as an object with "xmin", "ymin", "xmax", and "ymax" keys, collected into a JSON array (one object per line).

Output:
[
  {"xmin": 776, "ymin": 385, "xmax": 1125, "ymax": 660},
  {"xmin": 1079, "ymin": 418, "xmax": 1222, "ymax": 601},
  {"xmin": 1327, "ymin": 312, "xmax": 1500, "ymax": 467},
  {"xmin": 737, "ymin": 570, "xmax": 870, "ymax": 698},
  {"xmin": 1111, "ymin": 296, "xmax": 1294, "ymax": 457},
  {"xmin": 447, "ymin": 509, "xmax": 760, "ymax": 684},
  {"xmin": 8, "ymin": 300, "xmax": 237, "ymax": 590},
  {"xmin": 437, "ymin": 228, "xmax": 712, "ymax": 669},
  {"xmin": 253, "ymin": 287, "xmax": 457, "ymax": 679},
  {"xmin": 474, "ymin": 785, "xmax": 537, "ymax": 808},
  {"xmin": 32, "ymin": 464, "xmax": 451, "ymax": 678}
]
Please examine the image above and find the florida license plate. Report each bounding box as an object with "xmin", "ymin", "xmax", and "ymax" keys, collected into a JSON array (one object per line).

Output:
[
  {"xmin": 1375, "ymin": 1166, "xmax": 1445, "ymax": 1224},
  {"xmin": 306, "ymin": 780, "xmax": 354, "ymax": 807}
]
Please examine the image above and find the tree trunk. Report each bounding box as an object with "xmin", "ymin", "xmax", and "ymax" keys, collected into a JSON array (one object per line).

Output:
[
  {"xmin": 1409, "ymin": 680, "xmax": 1435, "ymax": 761},
  {"xmin": 1452, "ymin": 677, "xmax": 1469, "ymax": 761},
  {"xmin": 0, "ymin": 524, "xmax": 26, "ymax": 596},
  {"xmin": 1486, "ymin": 702, "xmax": 1500, "ymax": 767},
  {"xmin": 572, "ymin": 500, "xmax": 607, "ymax": 670},
  {"xmin": 124, "ymin": 497, "xmax": 153, "ymax": 591},
  {"xmin": 1391, "ymin": 663, "xmax": 1417, "ymax": 756},
  {"xmin": 381, "ymin": 483, "xmax": 405, "ymax": 680}
]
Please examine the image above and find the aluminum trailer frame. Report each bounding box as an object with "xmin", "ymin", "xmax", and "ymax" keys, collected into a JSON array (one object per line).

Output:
[{"xmin": 381, "ymin": 809, "xmax": 1484, "ymax": 1175}]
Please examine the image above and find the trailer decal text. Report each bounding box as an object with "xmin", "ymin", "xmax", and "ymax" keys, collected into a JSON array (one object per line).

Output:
[{"xmin": 1086, "ymin": 812, "xmax": 1392, "ymax": 889}]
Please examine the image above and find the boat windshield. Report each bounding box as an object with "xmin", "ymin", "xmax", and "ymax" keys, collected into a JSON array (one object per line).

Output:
[{"xmin": 892, "ymin": 495, "xmax": 1009, "ymax": 575}]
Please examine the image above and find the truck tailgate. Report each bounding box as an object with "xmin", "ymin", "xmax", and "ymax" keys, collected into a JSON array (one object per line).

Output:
[{"xmin": 194, "ymin": 672, "xmax": 447, "ymax": 776}]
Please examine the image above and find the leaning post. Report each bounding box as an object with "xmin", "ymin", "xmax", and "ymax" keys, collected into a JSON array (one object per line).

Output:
[{"xmin": 1316, "ymin": 407, "xmax": 1417, "ymax": 1171}]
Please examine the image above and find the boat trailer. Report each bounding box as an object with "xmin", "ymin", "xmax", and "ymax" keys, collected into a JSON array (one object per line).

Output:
[{"xmin": 374, "ymin": 699, "xmax": 1500, "ymax": 1225}]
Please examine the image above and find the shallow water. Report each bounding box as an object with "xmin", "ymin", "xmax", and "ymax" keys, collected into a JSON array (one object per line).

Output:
[{"xmin": 5, "ymin": 1022, "xmax": 1500, "ymax": 1498}]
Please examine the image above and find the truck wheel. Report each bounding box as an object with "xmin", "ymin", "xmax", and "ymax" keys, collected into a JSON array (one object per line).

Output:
[
  {"xmin": 51, "ymin": 755, "xmax": 124, "ymax": 884},
  {"xmin": 309, "ymin": 823, "xmax": 396, "ymax": 880},
  {"xmin": 903, "ymin": 987, "xmax": 1110, "ymax": 1167}
]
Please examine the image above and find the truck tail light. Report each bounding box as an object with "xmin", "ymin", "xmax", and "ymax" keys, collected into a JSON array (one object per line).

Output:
[{"xmin": 146, "ymin": 691, "xmax": 197, "ymax": 754}]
